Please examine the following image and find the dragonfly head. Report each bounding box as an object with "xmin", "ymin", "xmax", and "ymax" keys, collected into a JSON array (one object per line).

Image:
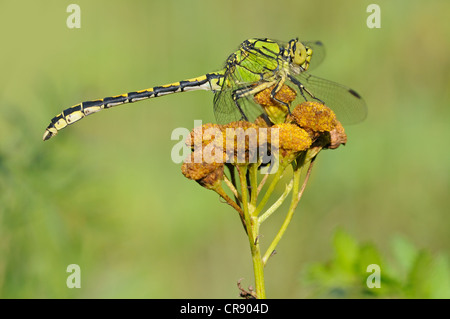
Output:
[{"xmin": 289, "ymin": 39, "xmax": 313, "ymax": 72}]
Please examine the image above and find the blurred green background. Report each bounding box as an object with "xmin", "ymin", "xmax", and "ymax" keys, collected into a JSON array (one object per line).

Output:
[{"xmin": 1, "ymin": 0, "xmax": 449, "ymax": 298}]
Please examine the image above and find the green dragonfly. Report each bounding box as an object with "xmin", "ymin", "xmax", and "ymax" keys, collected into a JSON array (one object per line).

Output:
[{"xmin": 42, "ymin": 38, "xmax": 366, "ymax": 141}]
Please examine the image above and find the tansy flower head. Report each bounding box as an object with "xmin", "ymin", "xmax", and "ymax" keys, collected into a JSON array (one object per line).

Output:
[
  {"xmin": 272, "ymin": 123, "xmax": 312, "ymax": 159},
  {"xmin": 254, "ymin": 84, "xmax": 297, "ymax": 124},
  {"xmin": 186, "ymin": 123, "xmax": 223, "ymax": 150},
  {"xmin": 222, "ymin": 121, "xmax": 260, "ymax": 164},
  {"xmin": 291, "ymin": 101, "xmax": 337, "ymax": 133},
  {"xmin": 181, "ymin": 152, "xmax": 224, "ymax": 189},
  {"xmin": 253, "ymin": 84, "xmax": 297, "ymax": 107},
  {"xmin": 327, "ymin": 121, "xmax": 347, "ymax": 149}
]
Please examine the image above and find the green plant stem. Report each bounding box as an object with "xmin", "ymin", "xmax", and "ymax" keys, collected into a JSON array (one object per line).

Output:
[
  {"xmin": 237, "ymin": 165, "xmax": 266, "ymax": 299},
  {"xmin": 257, "ymin": 172, "xmax": 269, "ymax": 195},
  {"xmin": 258, "ymin": 177, "xmax": 294, "ymax": 224},
  {"xmin": 262, "ymin": 157, "xmax": 314, "ymax": 265},
  {"xmin": 253, "ymin": 161, "xmax": 288, "ymax": 217},
  {"xmin": 249, "ymin": 163, "xmax": 259, "ymax": 209},
  {"xmin": 223, "ymin": 175, "xmax": 241, "ymax": 203},
  {"xmin": 250, "ymin": 227, "xmax": 265, "ymax": 299}
]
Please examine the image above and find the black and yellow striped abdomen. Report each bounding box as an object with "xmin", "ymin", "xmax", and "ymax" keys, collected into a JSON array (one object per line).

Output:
[{"xmin": 43, "ymin": 72, "xmax": 224, "ymax": 141}]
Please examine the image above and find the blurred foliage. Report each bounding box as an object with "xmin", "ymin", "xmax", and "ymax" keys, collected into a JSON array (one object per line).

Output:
[
  {"xmin": 303, "ymin": 229, "xmax": 450, "ymax": 298},
  {"xmin": 1, "ymin": 0, "xmax": 449, "ymax": 298}
]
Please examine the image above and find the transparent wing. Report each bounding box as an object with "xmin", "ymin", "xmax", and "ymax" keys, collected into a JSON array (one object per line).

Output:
[
  {"xmin": 213, "ymin": 47, "xmax": 280, "ymax": 124},
  {"xmin": 213, "ymin": 82, "xmax": 266, "ymax": 124},
  {"xmin": 213, "ymin": 86, "xmax": 243, "ymax": 124},
  {"xmin": 213, "ymin": 39, "xmax": 360, "ymax": 125},
  {"xmin": 290, "ymin": 72, "xmax": 367, "ymax": 124}
]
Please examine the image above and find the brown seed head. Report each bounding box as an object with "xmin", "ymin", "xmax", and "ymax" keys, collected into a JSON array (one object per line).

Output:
[
  {"xmin": 222, "ymin": 121, "xmax": 260, "ymax": 164},
  {"xmin": 254, "ymin": 114, "xmax": 272, "ymax": 128},
  {"xmin": 181, "ymin": 152, "xmax": 224, "ymax": 188},
  {"xmin": 291, "ymin": 102, "xmax": 337, "ymax": 133},
  {"xmin": 327, "ymin": 121, "xmax": 347, "ymax": 149},
  {"xmin": 186, "ymin": 123, "xmax": 223, "ymax": 150},
  {"xmin": 272, "ymin": 123, "xmax": 312, "ymax": 155},
  {"xmin": 253, "ymin": 84, "xmax": 297, "ymax": 107},
  {"xmin": 254, "ymin": 84, "xmax": 297, "ymax": 124},
  {"xmin": 222, "ymin": 121, "xmax": 259, "ymax": 150}
]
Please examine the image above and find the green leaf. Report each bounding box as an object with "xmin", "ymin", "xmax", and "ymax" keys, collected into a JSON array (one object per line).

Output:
[
  {"xmin": 407, "ymin": 251, "xmax": 434, "ymax": 298},
  {"xmin": 333, "ymin": 229, "xmax": 359, "ymax": 274},
  {"xmin": 357, "ymin": 243, "xmax": 383, "ymax": 276},
  {"xmin": 428, "ymin": 255, "xmax": 450, "ymax": 298},
  {"xmin": 391, "ymin": 235, "xmax": 419, "ymax": 275}
]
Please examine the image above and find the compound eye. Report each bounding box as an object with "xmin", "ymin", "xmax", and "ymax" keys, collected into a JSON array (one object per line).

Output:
[
  {"xmin": 293, "ymin": 44, "xmax": 307, "ymax": 65},
  {"xmin": 305, "ymin": 47, "xmax": 312, "ymax": 62}
]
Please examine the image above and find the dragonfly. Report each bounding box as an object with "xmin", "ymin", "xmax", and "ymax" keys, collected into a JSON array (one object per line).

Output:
[{"xmin": 42, "ymin": 38, "xmax": 367, "ymax": 141}]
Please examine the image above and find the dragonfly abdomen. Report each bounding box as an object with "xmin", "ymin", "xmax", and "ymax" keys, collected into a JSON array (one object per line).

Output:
[
  {"xmin": 42, "ymin": 72, "xmax": 224, "ymax": 141},
  {"xmin": 42, "ymin": 92, "xmax": 150, "ymax": 141}
]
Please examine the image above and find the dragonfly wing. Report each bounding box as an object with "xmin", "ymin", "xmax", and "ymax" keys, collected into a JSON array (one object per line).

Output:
[
  {"xmin": 213, "ymin": 51, "xmax": 278, "ymax": 124},
  {"xmin": 290, "ymin": 72, "xmax": 367, "ymax": 124},
  {"xmin": 213, "ymin": 87, "xmax": 243, "ymax": 124},
  {"xmin": 213, "ymin": 83, "xmax": 267, "ymax": 124},
  {"xmin": 302, "ymin": 41, "xmax": 325, "ymax": 71}
]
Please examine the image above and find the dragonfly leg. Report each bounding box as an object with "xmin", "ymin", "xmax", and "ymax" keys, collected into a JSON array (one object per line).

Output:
[
  {"xmin": 234, "ymin": 81, "xmax": 277, "ymax": 99},
  {"xmin": 302, "ymin": 86, "xmax": 325, "ymax": 104},
  {"xmin": 269, "ymin": 79, "xmax": 290, "ymax": 112},
  {"xmin": 288, "ymin": 74, "xmax": 325, "ymax": 104},
  {"xmin": 232, "ymin": 81, "xmax": 277, "ymax": 121}
]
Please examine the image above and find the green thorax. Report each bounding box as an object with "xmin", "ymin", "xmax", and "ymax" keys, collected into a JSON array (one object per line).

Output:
[{"xmin": 222, "ymin": 38, "xmax": 289, "ymax": 87}]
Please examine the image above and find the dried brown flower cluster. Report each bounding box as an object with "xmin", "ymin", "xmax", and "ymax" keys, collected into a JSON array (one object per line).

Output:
[
  {"xmin": 181, "ymin": 84, "xmax": 346, "ymax": 188},
  {"xmin": 180, "ymin": 84, "xmax": 348, "ymax": 299}
]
